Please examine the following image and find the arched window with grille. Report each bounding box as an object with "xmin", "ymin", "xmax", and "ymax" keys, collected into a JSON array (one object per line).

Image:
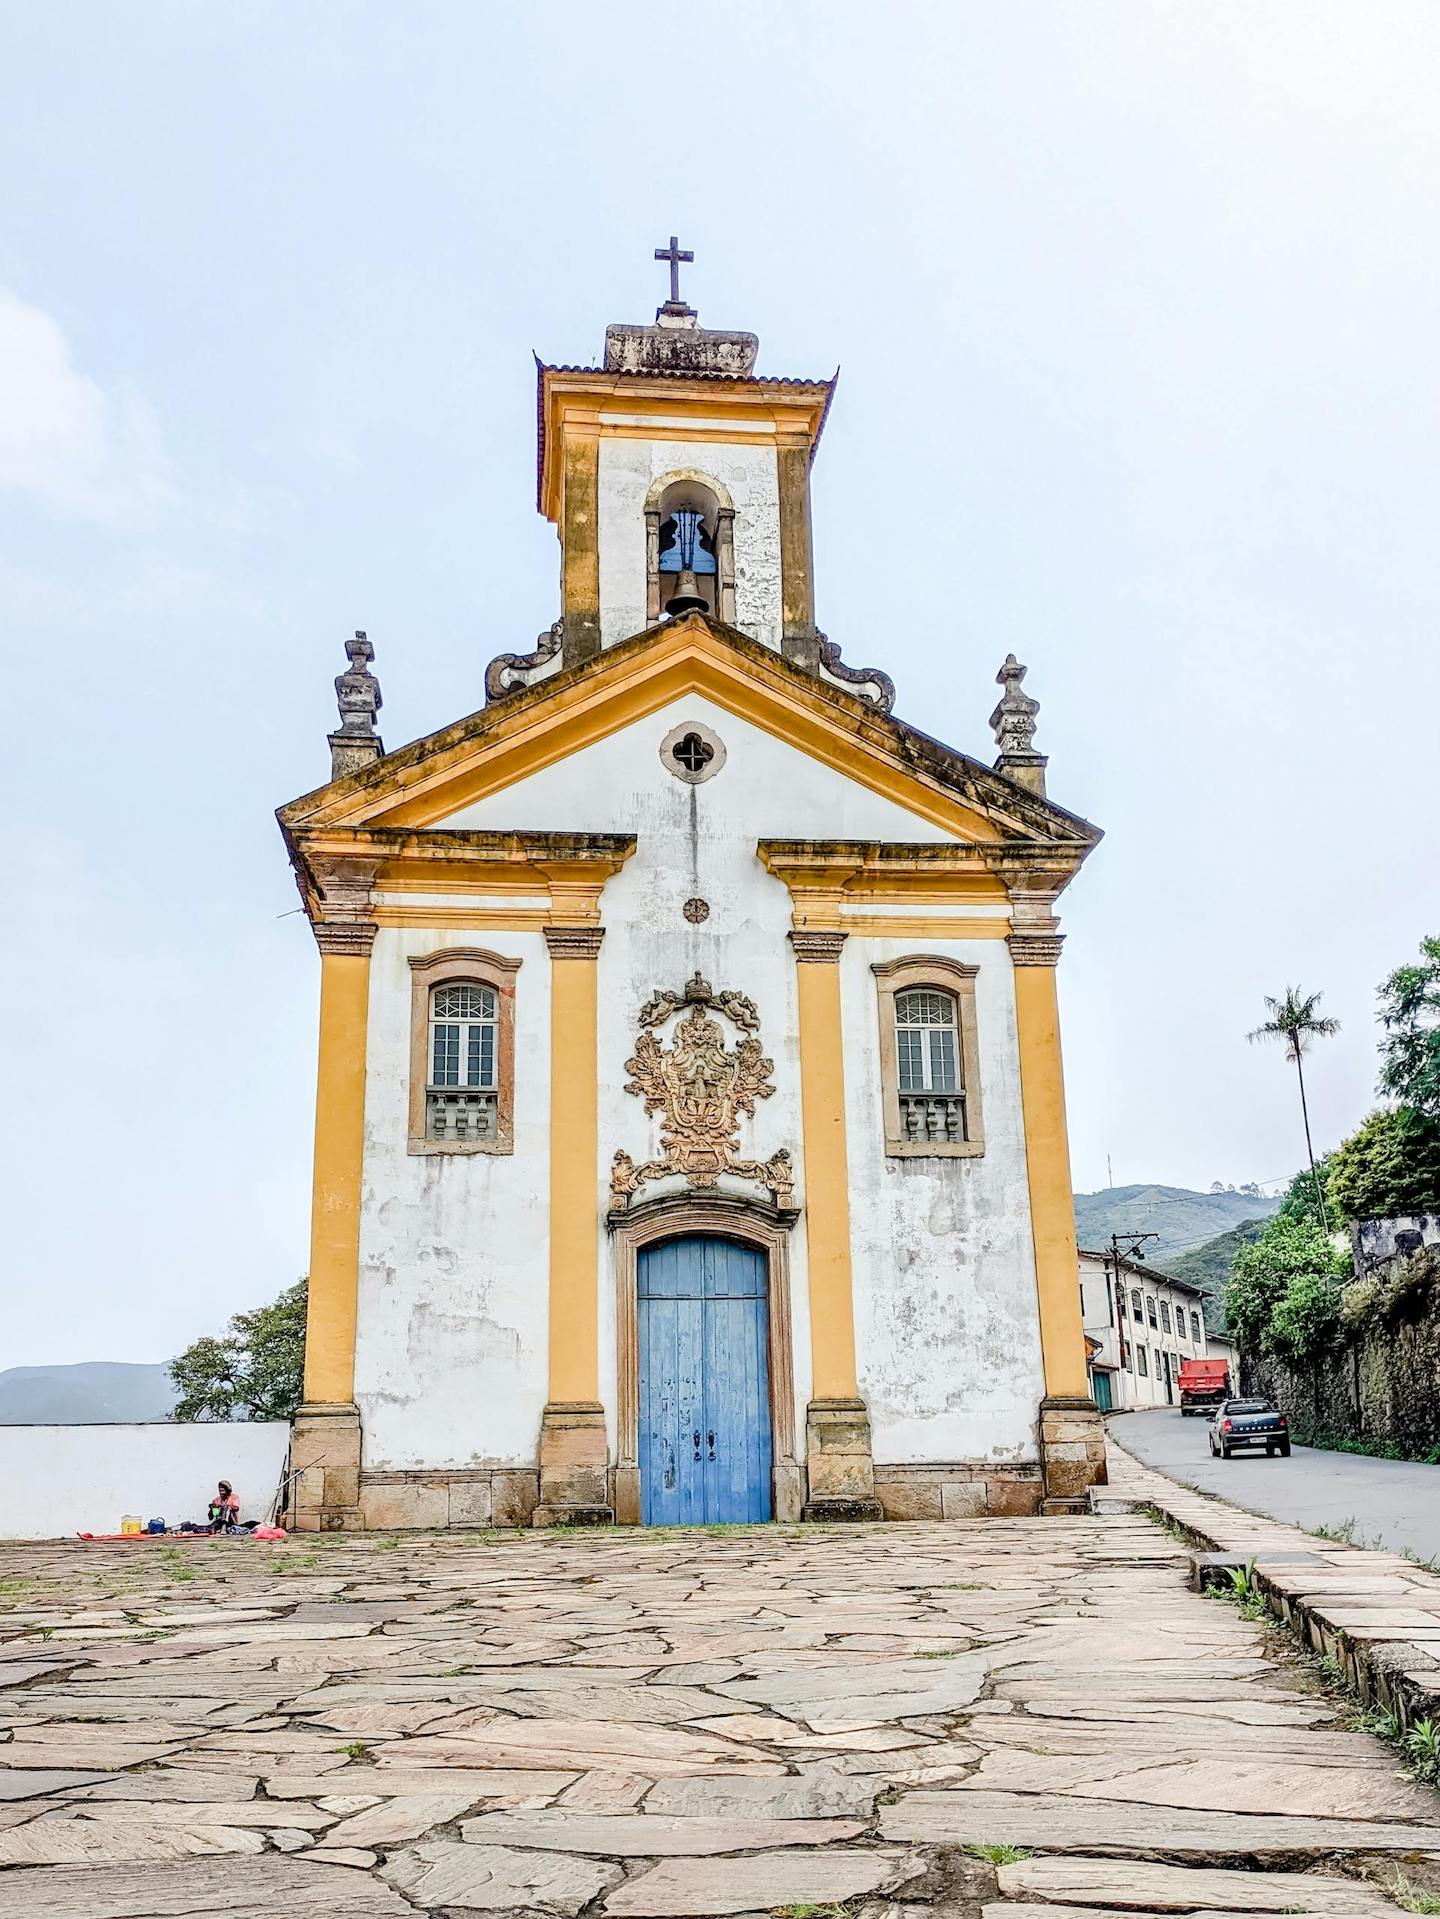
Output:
[
  {"xmin": 872, "ymin": 955, "xmax": 984, "ymax": 1158},
  {"xmin": 428, "ymin": 982, "xmax": 498, "ymax": 1140},
  {"xmin": 894, "ymin": 987, "xmax": 963, "ymax": 1140},
  {"xmin": 407, "ymin": 948, "xmax": 521, "ymax": 1155}
]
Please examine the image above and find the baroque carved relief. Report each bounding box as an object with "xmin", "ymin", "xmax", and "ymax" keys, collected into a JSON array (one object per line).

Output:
[{"xmin": 610, "ymin": 972, "xmax": 794, "ymax": 1210}]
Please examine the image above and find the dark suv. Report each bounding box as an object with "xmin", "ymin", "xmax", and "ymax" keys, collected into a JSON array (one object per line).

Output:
[{"xmin": 1208, "ymin": 1397, "xmax": 1291, "ymax": 1460}]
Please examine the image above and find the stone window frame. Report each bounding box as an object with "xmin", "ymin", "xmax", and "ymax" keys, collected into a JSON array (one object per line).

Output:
[
  {"xmin": 871, "ymin": 955, "xmax": 985, "ymax": 1159},
  {"xmin": 407, "ymin": 947, "xmax": 522, "ymax": 1156},
  {"xmin": 1191, "ymin": 1310, "xmax": 1203, "ymax": 1344}
]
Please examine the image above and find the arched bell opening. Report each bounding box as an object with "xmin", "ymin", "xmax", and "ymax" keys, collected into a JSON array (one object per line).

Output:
[{"xmin": 645, "ymin": 472, "xmax": 737, "ymax": 624}]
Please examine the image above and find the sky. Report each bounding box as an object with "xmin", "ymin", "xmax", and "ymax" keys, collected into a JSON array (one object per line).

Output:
[{"xmin": 3, "ymin": 3, "xmax": 1437, "ymax": 1368}]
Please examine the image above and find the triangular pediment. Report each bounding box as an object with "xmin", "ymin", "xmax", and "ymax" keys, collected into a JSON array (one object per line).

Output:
[{"xmin": 279, "ymin": 614, "xmax": 1099, "ymax": 855}]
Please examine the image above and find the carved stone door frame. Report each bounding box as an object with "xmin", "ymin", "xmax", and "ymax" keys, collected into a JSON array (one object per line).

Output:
[{"xmin": 609, "ymin": 1194, "xmax": 801, "ymax": 1524}]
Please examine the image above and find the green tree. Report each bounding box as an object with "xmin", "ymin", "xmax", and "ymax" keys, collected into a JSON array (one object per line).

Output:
[
  {"xmin": 1327, "ymin": 1108, "xmax": 1440, "ymax": 1223},
  {"xmin": 1276, "ymin": 1154, "xmax": 1336, "ymax": 1231},
  {"xmin": 1247, "ymin": 986, "xmax": 1340, "ymax": 1230},
  {"xmin": 1225, "ymin": 1214, "xmax": 1347, "ymax": 1358},
  {"xmin": 169, "ymin": 1280, "xmax": 308, "ymax": 1422},
  {"xmin": 1377, "ymin": 935, "xmax": 1440, "ymax": 1118}
]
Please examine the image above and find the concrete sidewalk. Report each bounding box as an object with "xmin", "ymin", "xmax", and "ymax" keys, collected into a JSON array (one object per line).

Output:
[{"xmin": 1, "ymin": 1515, "xmax": 1438, "ymax": 1916}]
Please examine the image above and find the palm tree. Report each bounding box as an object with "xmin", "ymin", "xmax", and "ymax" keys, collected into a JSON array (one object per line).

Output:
[{"xmin": 1247, "ymin": 987, "xmax": 1340, "ymax": 1229}]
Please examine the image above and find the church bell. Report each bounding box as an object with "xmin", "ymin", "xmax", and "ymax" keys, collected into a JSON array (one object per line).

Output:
[
  {"xmin": 664, "ymin": 567, "xmax": 709, "ymax": 616},
  {"xmin": 659, "ymin": 506, "xmax": 716, "ymax": 616}
]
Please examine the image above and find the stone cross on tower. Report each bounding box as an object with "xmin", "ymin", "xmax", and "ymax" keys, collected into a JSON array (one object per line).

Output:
[{"xmin": 654, "ymin": 234, "xmax": 695, "ymax": 316}]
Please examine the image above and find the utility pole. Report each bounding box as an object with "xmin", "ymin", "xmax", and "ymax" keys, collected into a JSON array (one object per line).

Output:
[{"xmin": 1105, "ymin": 1229, "xmax": 1159, "ymax": 1385}]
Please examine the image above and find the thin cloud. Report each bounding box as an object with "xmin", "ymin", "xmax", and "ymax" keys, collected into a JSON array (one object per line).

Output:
[{"xmin": 0, "ymin": 289, "xmax": 176, "ymax": 525}]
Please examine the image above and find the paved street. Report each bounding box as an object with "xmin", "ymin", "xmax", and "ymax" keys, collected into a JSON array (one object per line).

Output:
[
  {"xmin": 1115, "ymin": 1407, "xmax": 1440, "ymax": 1562},
  {"xmin": 2, "ymin": 1517, "xmax": 1439, "ymax": 1917}
]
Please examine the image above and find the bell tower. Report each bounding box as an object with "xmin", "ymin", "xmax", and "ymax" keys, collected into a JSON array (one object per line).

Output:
[{"xmin": 536, "ymin": 240, "xmax": 836, "ymax": 672}]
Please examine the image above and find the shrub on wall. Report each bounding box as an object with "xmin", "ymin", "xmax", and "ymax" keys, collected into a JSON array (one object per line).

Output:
[
  {"xmin": 1327, "ymin": 1107, "xmax": 1440, "ymax": 1223},
  {"xmin": 1226, "ymin": 1214, "xmax": 1348, "ymax": 1359},
  {"xmin": 1268, "ymin": 1268, "xmax": 1341, "ymax": 1359}
]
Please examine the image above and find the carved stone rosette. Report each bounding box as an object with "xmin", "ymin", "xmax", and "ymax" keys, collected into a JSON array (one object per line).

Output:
[{"xmin": 611, "ymin": 972, "xmax": 794, "ymax": 1210}]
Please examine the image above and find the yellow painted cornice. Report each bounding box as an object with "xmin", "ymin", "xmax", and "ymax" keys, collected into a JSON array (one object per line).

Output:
[
  {"xmin": 538, "ymin": 366, "xmax": 833, "ymax": 523},
  {"xmin": 757, "ymin": 837, "xmax": 1091, "ymax": 929},
  {"xmin": 284, "ymin": 826, "xmax": 637, "ymax": 939},
  {"xmin": 278, "ymin": 616, "xmax": 1101, "ymax": 855}
]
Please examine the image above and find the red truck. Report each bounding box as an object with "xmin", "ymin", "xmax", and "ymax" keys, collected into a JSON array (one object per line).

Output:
[{"xmin": 1177, "ymin": 1357, "xmax": 1231, "ymax": 1415}]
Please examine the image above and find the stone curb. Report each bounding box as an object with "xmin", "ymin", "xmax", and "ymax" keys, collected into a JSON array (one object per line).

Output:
[{"xmin": 1102, "ymin": 1427, "xmax": 1440, "ymax": 1728}]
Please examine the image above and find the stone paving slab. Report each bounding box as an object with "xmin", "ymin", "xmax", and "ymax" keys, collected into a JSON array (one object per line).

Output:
[
  {"xmin": 602, "ymin": 1844, "xmax": 921, "ymax": 1913},
  {"xmin": 881, "ymin": 1788, "xmax": 1440, "ymax": 1856},
  {"xmin": 3, "ymin": 1516, "xmax": 1440, "ymax": 1914},
  {"xmin": 995, "ymin": 1855, "xmax": 1398, "ymax": 1913},
  {"xmin": 0, "ymin": 1856, "xmax": 418, "ymax": 1917}
]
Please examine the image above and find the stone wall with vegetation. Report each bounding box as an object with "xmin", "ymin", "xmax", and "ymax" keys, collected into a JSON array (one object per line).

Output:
[{"xmin": 1246, "ymin": 1243, "xmax": 1440, "ymax": 1461}]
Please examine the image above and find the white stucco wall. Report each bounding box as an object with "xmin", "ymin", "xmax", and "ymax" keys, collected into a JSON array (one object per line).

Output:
[
  {"xmin": 842, "ymin": 938, "xmax": 1046, "ymax": 1465},
  {"xmin": 354, "ymin": 928, "xmax": 552, "ymax": 1471},
  {"xmin": 0, "ymin": 1422, "xmax": 290, "ymax": 1539},
  {"xmin": 437, "ymin": 695, "xmax": 969, "ymax": 1463},
  {"xmin": 597, "ymin": 439, "xmax": 782, "ymax": 650}
]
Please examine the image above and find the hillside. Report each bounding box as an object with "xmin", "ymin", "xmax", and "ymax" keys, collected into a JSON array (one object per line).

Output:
[
  {"xmin": 0, "ymin": 1363, "xmax": 178, "ymax": 1425},
  {"xmin": 1073, "ymin": 1184, "xmax": 1280, "ymax": 1263}
]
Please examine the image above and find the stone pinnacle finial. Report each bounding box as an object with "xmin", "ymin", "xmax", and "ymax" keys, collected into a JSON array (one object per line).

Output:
[
  {"xmin": 989, "ymin": 654, "xmax": 1048, "ymax": 796},
  {"xmin": 329, "ymin": 630, "xmax": 384, "ymax": 779}
]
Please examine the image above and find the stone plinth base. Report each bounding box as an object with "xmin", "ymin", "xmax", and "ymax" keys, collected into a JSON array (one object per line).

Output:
[
  {"xmin": 1039, "ymin": 1394, "xmax": 1108, "ymax": 1514},
  {"xmin": 357, "ymin": 1468, "xmax": 538, "ymax": 1532},
  {"xmin": 873, "ymin": 1462, "xmax": 1044, "ymax": 1520},
  {"xmin": 535, "ymin": 1401, "xmax": 614, "ymax": 1527},
  {"xmin": 801, "ymin": 1397, "xmax": 883, "ymax": 1522},
  {"xmin": 289, "ymin": 1402, "xmax": 363, "ymax": 1532}
]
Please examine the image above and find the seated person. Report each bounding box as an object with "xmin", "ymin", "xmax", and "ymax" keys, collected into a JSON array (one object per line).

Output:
[{"xmin": 207, "ymin": 1481, "xmax": 241, "ymax": 1533}]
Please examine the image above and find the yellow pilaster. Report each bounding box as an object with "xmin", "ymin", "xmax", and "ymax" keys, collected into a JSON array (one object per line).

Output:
[
  {"xmin": 302, "ymin": 944, "xmax": 373, "ymax": 1406},
  {"xmin": 560, "ymin": 430, "xmax": 601, "ymax": 665},
  {"xmin": 544, "ymin": 925, "xmax": 604, "ymax": 1403},
  {"xmin": 789, "ymin": 931, "xmax": 859, "ymax": 1399},
  {"xmin": 536, "ymin": 922, "xmax": 612, "ymax": 1523},
  {"xmin": 1011, "ymin": 938, "xmax": 1090, "ymax": 1399}
]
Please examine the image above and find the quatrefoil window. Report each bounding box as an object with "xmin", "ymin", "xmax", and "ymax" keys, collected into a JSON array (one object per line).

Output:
[
  {"xmin": 672, "ymin": 732, "xmax": 713, "ymax": 774},
  {"xmin": 659, "ymin": 720, "xmax": 726, "ymax": 785}
]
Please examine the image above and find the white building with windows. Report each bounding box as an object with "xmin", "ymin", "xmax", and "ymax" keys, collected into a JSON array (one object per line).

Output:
[
  {"xmin": 280, "ymin": 263, "xmax": 1111, "ymax": 1532},
  {"xmin": 1079, "ymin": 1249, "xmax": 1214, "ymax": 1412}
]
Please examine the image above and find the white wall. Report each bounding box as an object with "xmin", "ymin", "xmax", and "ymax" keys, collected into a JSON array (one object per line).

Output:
[
  {"xmin": 0, "ymin": 1423, "xmax": 290, "ymax": 1540},
  {"xmin": 355, "ymin": 928, "xmax": 552, "ymax": 1471},
  {"xmin": 432, "ymin": 694, "xmax": 970, "ymax": 1463},
  {"xmin": 597, "ymin": 439, "xmax": 782, "ymax": 649},
  {"xmin": 843, "ymin": 936, "xmax": 1046, "ymax": 1465}
]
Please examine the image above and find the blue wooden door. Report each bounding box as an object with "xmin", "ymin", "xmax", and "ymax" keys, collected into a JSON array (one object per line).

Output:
[{"xmin": 638, "ymin": 1236, "xmax": 772, "ymax": 1525}]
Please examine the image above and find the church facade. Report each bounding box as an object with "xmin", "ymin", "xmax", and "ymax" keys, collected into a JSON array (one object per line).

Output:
[{"xmin": 279, "ymin": 268, "xmax": 1106, "ymax": 1531}]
